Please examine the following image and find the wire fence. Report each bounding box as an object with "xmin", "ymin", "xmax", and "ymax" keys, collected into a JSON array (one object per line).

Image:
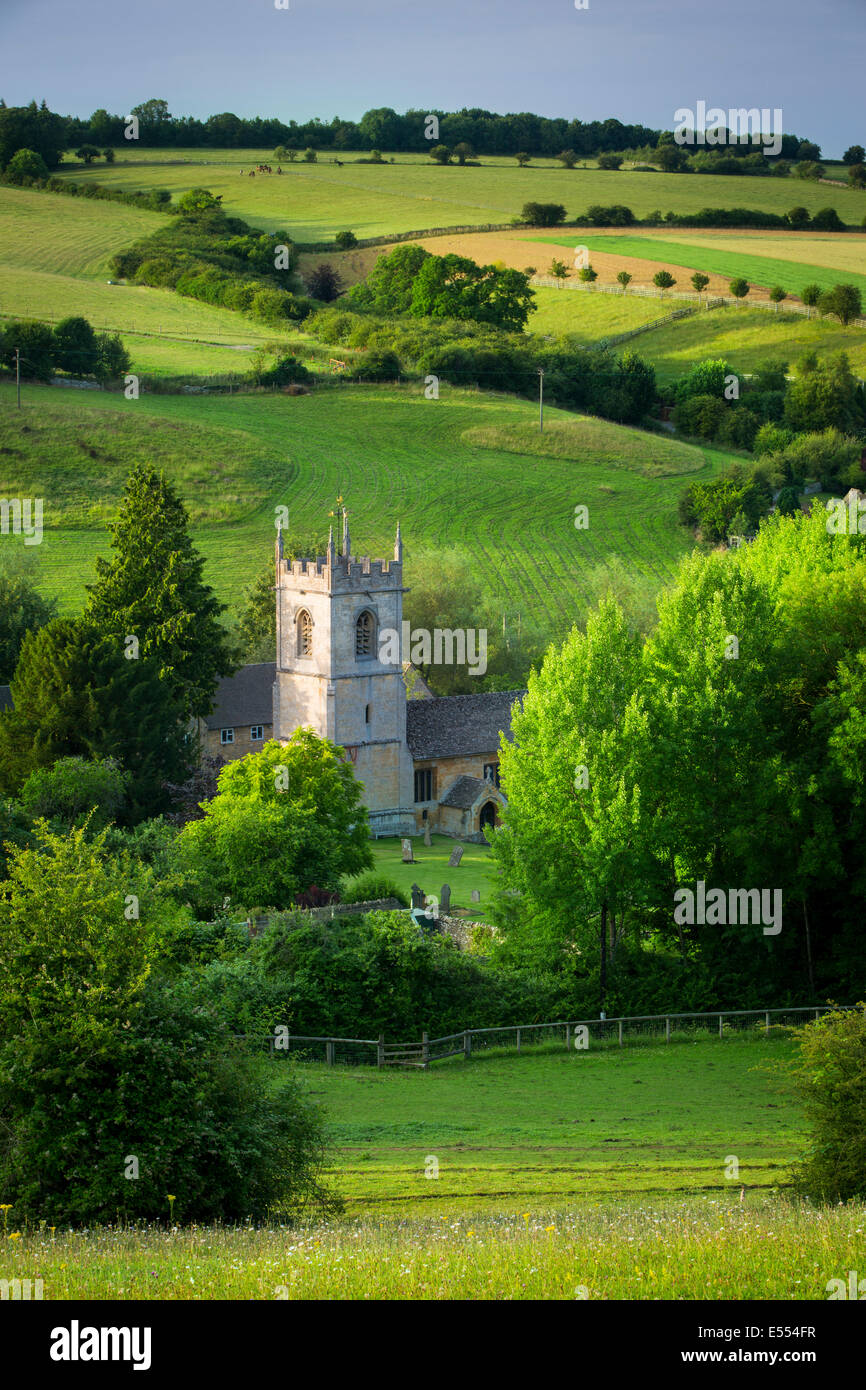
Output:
[{"xmin": 244, "ymin": 1004, "xmax": 859, "ymax": 1070}]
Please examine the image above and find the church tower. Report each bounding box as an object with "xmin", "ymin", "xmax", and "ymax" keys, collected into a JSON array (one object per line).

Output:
[{"xmin": 273, "ymin": 511, "xmax": 415, "ymax": 836}]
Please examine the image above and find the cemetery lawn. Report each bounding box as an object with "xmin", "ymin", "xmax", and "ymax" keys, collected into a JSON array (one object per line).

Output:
[
  {"xmin": 345, "ymin": 833, "xmax": 498, "ymax": 917},
  {"xmin": 0, "ymin": 382, "xmax": 736, "ymax": 628},
  {"xmin": 307, "ymin": 1036, "xmax": 801, "ymax": 1215}
]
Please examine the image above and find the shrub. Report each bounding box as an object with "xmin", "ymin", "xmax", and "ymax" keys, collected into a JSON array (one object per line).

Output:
[
  {"xmin": 520, "ymin": 202, "xmax": 567, "ymax": 226},
  {"xmin": 811, "ymin": 206, "xmax": 845, "ymax": 231},
  {"xmin": 340, "ymin": 873, "xmax": 410, "ymax": 907},
  {"xmin": 353, "ymin": 347, "xmax": 402, "ymax": 381},
  {"xmin": 789, "ymin": 1005, "xmax": 866, "ymax": 1201},
  {"xmin": 18, "ymin": 756, "xmax": 129, "ymax": 830},
  {"xmin": 582, "ymin": 204, "xmax": 635, "ymax": 226},
  {"xmin": 335, "ymin": 230, "xmax": 357, "ymax": 250}
]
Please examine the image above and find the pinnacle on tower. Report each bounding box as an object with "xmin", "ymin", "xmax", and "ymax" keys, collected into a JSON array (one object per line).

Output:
[
  {"xmin": 394, "ymin": 520, "xmax": 402, "ymax": 562},
  {"xmin": 327, "ymin": 522, "xmax": 335, "ymax": 564},
  {"xmin": 342, "ymin": 506, "xmax": 350, "ymax": 559},
  {"xmin": 276, "ymin": 519, "xmax": 284, "ymax": 560}
]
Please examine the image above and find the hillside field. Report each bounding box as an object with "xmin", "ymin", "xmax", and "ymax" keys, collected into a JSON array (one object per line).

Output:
[
  {"xmin": 56, "ymin": 147, "xmax": 866, "ymax": 240},
  {"xmin": 0, "ymin": 382, "xmax": 735, "ymax": 625}
]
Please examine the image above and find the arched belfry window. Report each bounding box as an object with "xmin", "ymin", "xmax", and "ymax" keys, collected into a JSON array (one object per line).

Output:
[
  {"xmin": 296, "ymin": 609, "xmax": 313, "ymax": 657},
  {"xmin": 356, "ymin": 609, "xmax": 375, "ymax": 658}
]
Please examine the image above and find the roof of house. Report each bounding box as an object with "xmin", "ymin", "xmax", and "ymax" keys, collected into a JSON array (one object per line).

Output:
[
  {"xmin": 205, "ymin": 662, "xmax": 275, "ymax": 731},
  {"xmin": 0, "ymin": 685, "xmax": 12, "ymax": 714},
  {"xmin": 406, "ymin": 689, "xmax": 524, "ymax": 760},
  {"xmin": 439, "ymin": 774, "xmax": 501, "ymax": 810}
]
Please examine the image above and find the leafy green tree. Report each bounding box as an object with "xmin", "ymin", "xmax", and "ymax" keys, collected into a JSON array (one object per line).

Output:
[
  {"xmin": 784, "ymin": 351, "xmax": 865, "ymax": 434},
  {"xmin": 549, "ymin": 259, "xmax": 570, "ymax": 284},
  {"xmin": 800, "ymin": 282, "xmax": 821, "ymax": 316},
  {"xmin": 597, "ymin": 153, "xmax": 623, "ymax": 170},
  {"xmin": 843, "ymin": 145, "xmax": 865, "ymax": 165},
  {"xmin": 94, "ymin": 330, "xmax": 131, "ymax": 382},
  {"xmin": 429, "ymin": 144, "xmax": 451, "ymax": 164},
  {"xmin": 18, "ymin": 756, "xmax": 129, "ymax": 829},
  {"xmin": 811, "ymin": 207, "xmax": 845, "ymax": 231},
  {"xmin": 848, "ymin": 164, "xmax": 866, "ymax": 189},
  {"xmin": 516, "ymin": 151, "xmax": 531, "ymax": 166},
  {"xmin": 558, "ymin": 149, "xmax": 577, "ymax": 169},
  {"xmin": 303, "ymin": 147, "xmax": 317, "ymax": 162},
  {"xmin": 653, "ymin": 270, "xmax": 676, "ymax": 296},
  {"xmin": 0, "ymin": 102, "xmax": 66, "ymax": 171},
  {"xmin": 817, "ymin": 283, "xmax": 862, "ymax": 326},
  {"xmin": 788, "ymin": 1006, "xmax": 866, "ymax": 1200},
  {"xmin": 657, "ymin": 143, "xmax": 688, "ymax": 172},
  {"xmin": 0, "ymin": 823, "xmax": 334, "ymax": 1222},
  {"xmin": 578, "ymin": 265, "xmax": 598, "ymax": 283},
  {"xmin": 334, "ymin": 230, "xmax": 357, "ymax": 249},
  {"xmin": 453, "ymin": 142, "xmax": 473, "ymax": 165},
  {"xmin": 0, "ymin": 319, "xmax": 55, "ymax": 380},
  {"xmin": 675, "ymin": 358, "xmax": 732, "ymax": 401},
  {"xmin": 0, "ymin": 618, "xmax": 189, "ymax": 816},
  {"xmin": 75, "ymin": 144, "xmax": 101, "ymax": 163},
  {"xmin": 52, "ymin": 315, "xmax": 99, "ymax": 375},
  {"xmin": 617, "ymin": 270, "xmax": 632, "ymax": 293},
  {"xmin": 0, "ymin": 562, "xmax": 56, "ymax": 681},
  {"xmin": 786, "ymin": 206, "xmax": 811, "ymax": 230},
  {"xmin": 85, "ymin": 465, "xmax": 234, "ymax": 722},
  {"xmin": 769, "ymin": 285, "xmax": 788, "ymax": 311},
  {"xmin": 690, "ymin": 272, "xmax": 710, "ymax": 301},
  {"xmin": 347, "ymin": 243, "xmax": 431, "ymax": 313},
  {"xmin": 176, "ymin": 187, "xmax": 223, "ymax": 217},
  {"xmin": 520, "ymin": 202, "xmax": 567, "ymax": 226},
  {"xmin": 410, "ymin": 254, "xmax": 536, "ymax": 331},
  {"xmin": 490, "ymin": 598, "xmax": 651, "ymax": 1000},
  {"xmin": 796, "ymin": 160, "xmax": 824, "ymax": 181},
  {"xmin": 174, "ymin": 735, "xmax": 373, "ymax": 914},
  {"xmin": 3, "ymin": 147, "xmax": 49, "ymax": 182},
  {"xmin": 729, "ymin": 277, "xmax": 750, "ymax": 303},
  {"xmin": 353, "ymin": 347, "xmax": 401, "ymax": 381}
]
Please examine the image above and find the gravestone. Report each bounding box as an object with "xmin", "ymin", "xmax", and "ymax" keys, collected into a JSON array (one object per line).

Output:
[
  {"xmin": 423, "ymin": 822, "xmax": 432, "ymax": 847},
  {"xmin": 410, "ymin": 883, "xmax": 424, "ymax": 910},
  {"xmin": 440, "ymin": 883, "xmax": 451, "ymax": 913},
  {"xmin": 401, "ymin": 837, "xmax": 414, "ymax": 863},
  {"xmin": 448, "ymin": 844, "xmax": 464, "ymax": 868},
  {"xmin": 471, "ymin": 889, "xmax": 481, "ymax": 904}
]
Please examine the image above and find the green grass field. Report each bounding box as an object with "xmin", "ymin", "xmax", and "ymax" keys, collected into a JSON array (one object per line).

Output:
[
  {"xmin": 530, "ymin": 285, "xmax": 687, "ymax": 339},
  {"xmin": 5, "ymin": 1036, "xmax": 862, "ymax": 1299},
  {"xmin": 0, "ymin": 382, "xmax": 735, "ymax": 625},
  {"xmin": 531, "ymin": 232, "xmax": 866, "ymax": 299},
  {"xmin": 57, "ymin": 147, "xmax": 866, "ymax": 239}
]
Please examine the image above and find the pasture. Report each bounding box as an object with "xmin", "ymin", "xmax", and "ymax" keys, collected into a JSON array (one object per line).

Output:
[
  {"xmin": 0, "ymin": 381, "xmax": 735, "ymax": 624},
  {"xmin": 56, "ymin": 147, "xmax": 866, "ymax": 240},
  {"xmin": 530, "ymin": 231, "xmax": 866, "ymax": 300},
  {"xmin": 4, "ymin": 1037, "xmax": 862, "ymax": 1300}
]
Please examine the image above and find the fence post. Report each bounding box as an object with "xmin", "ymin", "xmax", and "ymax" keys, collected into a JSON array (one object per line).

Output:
[
  {"xmin": 463, "ymin": 1030, "xmax": 471, "ymax": 1059},
  {"xmin": 618, "ymin": 1020, "xmax": 623, "ymax": 1048},
  {"xmin": 565, "ymin": 1023, "xmax": 571, "ymax": 1050},
  {"xmin": 377, "ymin": 1033, "xmax": 385, "ymax": 1069},
  {"xmin": 326, "ymin": 1040, "xmax": 335, "ymax": 1067},
  {"xmin": 516, "ymin": 1027, "xmax": 521, "ymax": 1053},
  {"xmin": 422, "ymin": 1031, "xmax": 429, "ymax": 1070},
  {"xmin": 665, "ymin": 1017, "xmax": 670, "ymax": 1043},
  {"xmin": 765, "ymin": 1011, "xmax": 770, "ymax": 1035},
  {"xmin": 719, "ymin": 1013, "xmax": 723, "ymax": 1038}
]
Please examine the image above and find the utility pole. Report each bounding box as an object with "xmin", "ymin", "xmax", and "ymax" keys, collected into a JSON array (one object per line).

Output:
[
  {"xmin": 15, "ymin": 347, "xmax": 21, "ymax": 408},
  {"xmin": 538, "ymin": 367, "xmax": 544, "ymax": 433}
]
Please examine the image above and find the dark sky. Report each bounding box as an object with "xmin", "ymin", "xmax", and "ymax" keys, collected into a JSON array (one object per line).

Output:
[{"xmin": 2, "ymin": 0, "xmax": 863, "ymax": 156}]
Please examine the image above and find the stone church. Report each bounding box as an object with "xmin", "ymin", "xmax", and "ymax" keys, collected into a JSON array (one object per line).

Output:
[{"xmin": 201, "ymin": 513, "xmax": 522, "ymax": 839}]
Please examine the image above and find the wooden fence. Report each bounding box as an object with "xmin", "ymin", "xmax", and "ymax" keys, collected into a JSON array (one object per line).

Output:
[{"xmin": 252, "ymin": 1004, "xmax": 858, "ymax": 1070}]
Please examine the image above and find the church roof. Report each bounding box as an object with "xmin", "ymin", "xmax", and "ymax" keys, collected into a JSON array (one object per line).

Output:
[
  {"xmin": 406, "ymin": 690, "xmax": 524, "ymax": 760},
  {"xmin": 440, "ymin": 774, "xmax": 501, "ymax": 809},
  {"xmin": 205, "ymin": 662, "xmax": 275, "ymax": 730}
]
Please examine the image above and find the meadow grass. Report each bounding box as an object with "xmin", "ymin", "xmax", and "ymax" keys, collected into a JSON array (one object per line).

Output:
[
  {"xmin": 530, "ymin": 286, "xmax": 684, "ymax": 339},
  {"xmin": 56, "ymin": 149, "xmax": 866, "ymax": 239},
  {"xmin": 2, "ymin": 1196, "xmax": 863, "ymax": 1299},
  {"xmin": 0, "ymin": 382, "xmax": 734, "ymax": 624},
  {"xmin": 530, "ymin": 232, "xmax": 866, "ymax": 299},
  {"xmin": 307, "ymin": 1036, "xmax": 801, "ymax": 1212}
]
